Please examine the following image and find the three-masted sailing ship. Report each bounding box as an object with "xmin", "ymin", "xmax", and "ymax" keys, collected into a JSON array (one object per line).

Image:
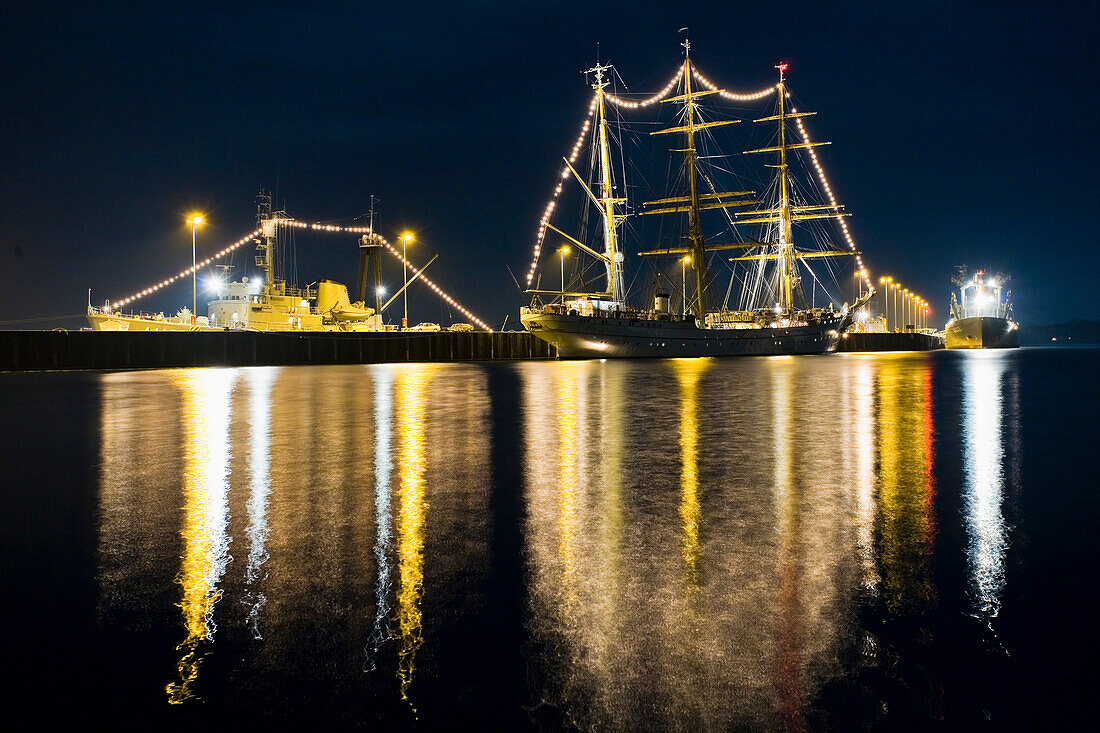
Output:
[{"xmin": 521, "ymin": 43, "xmax": 871, "ymax": 357}]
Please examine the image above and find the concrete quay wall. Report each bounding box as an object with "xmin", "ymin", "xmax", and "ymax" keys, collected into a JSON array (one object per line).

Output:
[{"xmin": 838, "ymin": 332, "xmax": 944, "ymax": 352}]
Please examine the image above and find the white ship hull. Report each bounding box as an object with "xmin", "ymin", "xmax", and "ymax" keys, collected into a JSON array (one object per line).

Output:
[{"xmin": 522, "ymin": 311, "xmax": 841, "ymax": 358}]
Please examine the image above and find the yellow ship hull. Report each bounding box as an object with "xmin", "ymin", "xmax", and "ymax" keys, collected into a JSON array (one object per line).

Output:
[{"xmin": 944, "ymin": 316, "xmax": 1018, "ymax": 349}]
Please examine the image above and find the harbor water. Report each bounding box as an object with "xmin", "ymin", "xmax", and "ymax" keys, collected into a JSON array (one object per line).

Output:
[{"xmin": 2, "ymin": 348, "xmax": 1096, "ymax": 728}]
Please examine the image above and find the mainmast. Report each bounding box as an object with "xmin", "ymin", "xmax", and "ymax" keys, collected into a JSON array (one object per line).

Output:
[
  {"xmin": 680, "ymin": 42, "xmax": 708, "ymax": 320},
  {"xmin": 640, "ymin": 39, "xmax": 747, "ymax": 321},
  {"xmin": 589, "ymin": 62, "xmax": 626, "ymax": 302}
]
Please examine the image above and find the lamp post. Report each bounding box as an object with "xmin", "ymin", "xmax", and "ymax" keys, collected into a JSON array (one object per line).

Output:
[
  {"xmin": 903, "ymin": 289, "xmax": 910, "ymax": 331},
  {"xmin": 882, "ymin": 277, "xmax": 893, "ymax": 331},
  {"xmin": 558, "ymin": 245, "xmax": 571, "ymax": 305},
  {"xmin": 682, "ymin": 255, "xmax": 692, "ymax": 316},
  {"xmin": 189, "ymin": 215, "xmax": 204, "ymax": 317},
  {"xmin": 401, "ymin": 233, "xmax": 413, "ymax": 328}
]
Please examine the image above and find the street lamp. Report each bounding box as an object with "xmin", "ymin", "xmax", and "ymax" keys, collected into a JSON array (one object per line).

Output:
[
  {"xmin": 682, "ymin": 255, "xmax": 692, "ymax": 316},
  {"xmin": 401, "ymin": 233, "xmax": 413, "ymax": 328},
  {"xmin": 558, "ymin": 245, "xmax": 571, "ymax": 305},
  {"xmin": 882, "ymin": 276, "xmax": 893, "ymax": 331},
  {"xmin": 903, "ymin": 289, "xmax": 910, "ymax": 331},
  {"xmin": 189, "ymin": 214, "xmax": 204, "ymax": 318}
]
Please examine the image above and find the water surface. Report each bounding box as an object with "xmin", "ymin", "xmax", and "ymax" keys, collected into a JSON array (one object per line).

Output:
[{"xmin": 2, "ymin": 348, "xmax": 1095, "ymax": 728}]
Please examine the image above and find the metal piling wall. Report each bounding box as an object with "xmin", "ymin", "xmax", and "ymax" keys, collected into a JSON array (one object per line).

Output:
[{"xmin": 0, "ymin": 330, "xmax": 556, "ymax": 371}]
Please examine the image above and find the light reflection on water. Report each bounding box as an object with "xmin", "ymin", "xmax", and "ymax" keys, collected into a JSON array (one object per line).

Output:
[
  {"xmin": 962, "ymin": 352, "xmax": 1018, "ymax": 629},
  {"xmin": 90, "ymin": 353, "xmax": 1024, "ymax": 725}
]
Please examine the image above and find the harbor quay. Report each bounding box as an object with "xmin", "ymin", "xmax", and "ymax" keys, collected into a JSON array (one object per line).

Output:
[{"xmin": 0, "ymin": 329, "xmax": 555, "ymax": 371}]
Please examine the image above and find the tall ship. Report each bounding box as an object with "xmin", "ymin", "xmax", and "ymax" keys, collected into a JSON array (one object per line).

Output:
[
  {"xmin": 520, "ymin": 44, "xmax": 872, "ymax": 358},
  {"xmin": 944, "ymin": 266, "xmax": 1018, "ymax": 349},
  {"xmin": 87, "ymin": 193, "xmax": 382, "ymax": 332}
]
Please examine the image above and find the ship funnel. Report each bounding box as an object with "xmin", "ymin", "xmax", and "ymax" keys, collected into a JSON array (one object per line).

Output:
[
  {"xmin": 316, "ymin": 280, "xmax": 352, "ymax": 313},
  {"xmin": 654, "ymin": 288, "xmax": 670, "ymax": 314}
]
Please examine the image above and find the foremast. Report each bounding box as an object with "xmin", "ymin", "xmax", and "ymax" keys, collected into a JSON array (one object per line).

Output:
[
  {"xmin": 591, "ymin": 63, "xmax": 626, "ymax": 302},
  {"xmin": 547, "ymin": 63, "xmax": 627, "ymax": 303}
]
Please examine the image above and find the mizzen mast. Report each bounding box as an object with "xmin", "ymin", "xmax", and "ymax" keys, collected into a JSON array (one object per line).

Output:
[{"xmin": 740, "ymin": 64, "xmax": 842, "ymax": 313}]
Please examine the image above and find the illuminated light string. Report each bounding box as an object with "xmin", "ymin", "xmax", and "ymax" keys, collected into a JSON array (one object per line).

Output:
[
  {"xmin": 689, "ymin": 66, "xmax": 777, "ymax": 102},
  {"xmin": 112, "ymin": 228, "xmax": 263, "ymax": 310},
  {"xmin": 377, "ymin": 239, "xmax": 492, "ymax": 332},
  {"xmin": 273, "ymin": 218, "xmax": 492, "ymax": 331},
  {"xmin": 786, "ymin": 96, "xmax": 874, "ymax": 295},
  {"xmin": 525, "ymin": 95, "xmax": 598, "ymax": 286},
  {"xmin": 528, "ymin": 64, "xmax": 772, "ymax": 288},
  {"xmin": 112, "ymin": 219, "xmax": 491, "ymax": 330},
  {"xmin": 603, "ymin": 63, "xmax": 685, "ymax": 109}
]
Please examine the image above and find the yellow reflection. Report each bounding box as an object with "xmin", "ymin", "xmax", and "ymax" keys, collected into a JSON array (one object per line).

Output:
[
  {"xmin": 557, "ymin": 363, "xmax": 581, "ymax": 623},
  {"xmin": 393, "ymin": 364, "xmax": 435, "ymax": 708},
  {"xmin": 672, "ymin": 359, "xmax": 708, "ymax": 590},
  {"xmin": 245, "ymin": 367, "xmax": 278, "ymax": 637},
  {"xmin": 165, "ymin": 369, "xmax": 235, "ymax": 704},
  {"xmin": 851, "ymin": 360, "xmax": 878, "ymax": 591},
  {"xmin": 876, "ymin": 357, "xmax": 936, "ymax": 611},
  {"xmin": 771, "ymin": 360, "xmax": 802, "ymax": 727},
  {"xmin": 963, "ymin": 353, "xmax": 1008, "ymax": 623}
]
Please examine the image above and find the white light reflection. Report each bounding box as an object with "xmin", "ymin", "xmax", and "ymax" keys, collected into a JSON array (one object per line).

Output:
[
  {"xmin": 962, "ymin": 353, "xmax": 1009, "ymax": 624},
  {"xmin": 851, "ymin": 360, "xmax": 878, "ymax": 592},
  {"xmin": 366, "ymin": 366, "xmax": 394, "ymax": 670},
  {"xmin": 244, "ymin": 367, "xmax": 277, "ymax": 638}
]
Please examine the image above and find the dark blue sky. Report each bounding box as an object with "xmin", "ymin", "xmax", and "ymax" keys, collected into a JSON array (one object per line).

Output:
[{"xmin": 1, "ymin": 1, "xmax": 1094, "ymax": 327}]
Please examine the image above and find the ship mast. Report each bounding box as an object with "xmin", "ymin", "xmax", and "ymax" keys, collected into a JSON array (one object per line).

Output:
[
  {"xmin": 680, "ymin": 41, "xmax": 708, "ymax": 320},
  {"xmin": 738, "ymin": 65, "xmax": 846, "ymax": 313},
  {"xmin": 638, "ymin": 39, "xmax": 750, "ymax": 319},
  {"xmin": 775, "ymin": 64, "xmax": 796, "ymax": 312},
  {"xmin": 589, "ymin": 62, "xmax": 626, "ymax": 302}
]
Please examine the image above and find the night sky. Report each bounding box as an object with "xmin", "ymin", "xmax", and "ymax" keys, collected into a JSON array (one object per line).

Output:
[{"xmin": 1, "ymin": 1, "xmax": 1094, "ymax": 328}]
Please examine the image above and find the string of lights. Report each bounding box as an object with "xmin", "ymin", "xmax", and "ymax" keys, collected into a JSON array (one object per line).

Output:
[
  {"xmin": 111, "ymin": 228, "xmax": 262, "ymax": 310},
  {"xmin": 378, "ymin": 238, "xmax": 491, "ymax": 331},
  {"xmin": 274, "ymin": 218, "xmax": 491, "ymax": 329},
  {"xmin": 111, "ymin": 219, "xmax": 490, "ymax": 330},
  {"xmin": 524, "ymin": 95, "xmax": 598, "ymax": 287},
  {"xmin": 690, "ymin": 67, "xmax": 777, "ymax": 101},
  {"xmin": 603, "ymin": 63, "xmax": 685, "ymax": 109},
  {"xmin": 787, "ymin": 98, "xmax": 873, "ymax": 294}
]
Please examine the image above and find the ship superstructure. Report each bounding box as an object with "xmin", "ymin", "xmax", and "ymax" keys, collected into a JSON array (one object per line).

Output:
[
  {"xmin": 945, "ymin": 266, "xmax": 1018, "ymax": 349},
  {"xmin": 88, "ymin": 193, "xmax": 381, "ymax": 332},
  {"xmin": 521, "ymin": 44, "xmax": 872, "ymax": 358}
]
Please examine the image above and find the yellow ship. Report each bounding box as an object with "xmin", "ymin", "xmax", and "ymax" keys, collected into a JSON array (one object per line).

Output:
[{"xmin": 88, "ymin": 195, "xmax": 382, "ymax": 333}]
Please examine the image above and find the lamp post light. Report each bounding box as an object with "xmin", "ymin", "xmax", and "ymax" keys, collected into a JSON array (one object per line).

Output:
[
  {"xmin": 682, "ymin": 255, "xmax": 692, "ymax": 316},
  {"xmin": 903, "ymin": 289, "xmax": 910, "ymax": 331},
  {"xmin": 558, "ymin": 245, "xmax": 571, "ymax": 305},
  {"xmin": 189, "ymin": 215, "xmax": 204, "ymax": 318},
  {"xmin": 401, "ymin": 233, "xmax": 413, "ymax": 328}
]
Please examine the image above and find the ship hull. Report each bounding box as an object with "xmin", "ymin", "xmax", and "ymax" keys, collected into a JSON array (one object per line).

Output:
[
  {"xmin": 522, "ymin": 311, "xmax": 840, "ymax": 358},
  {"xmin": 944, "ymin": 316, "xmax": 1018, "ymax": 349},
  {"xmin": 87, "ymin": 312, "xmax": 222, "ymax": 332}
]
